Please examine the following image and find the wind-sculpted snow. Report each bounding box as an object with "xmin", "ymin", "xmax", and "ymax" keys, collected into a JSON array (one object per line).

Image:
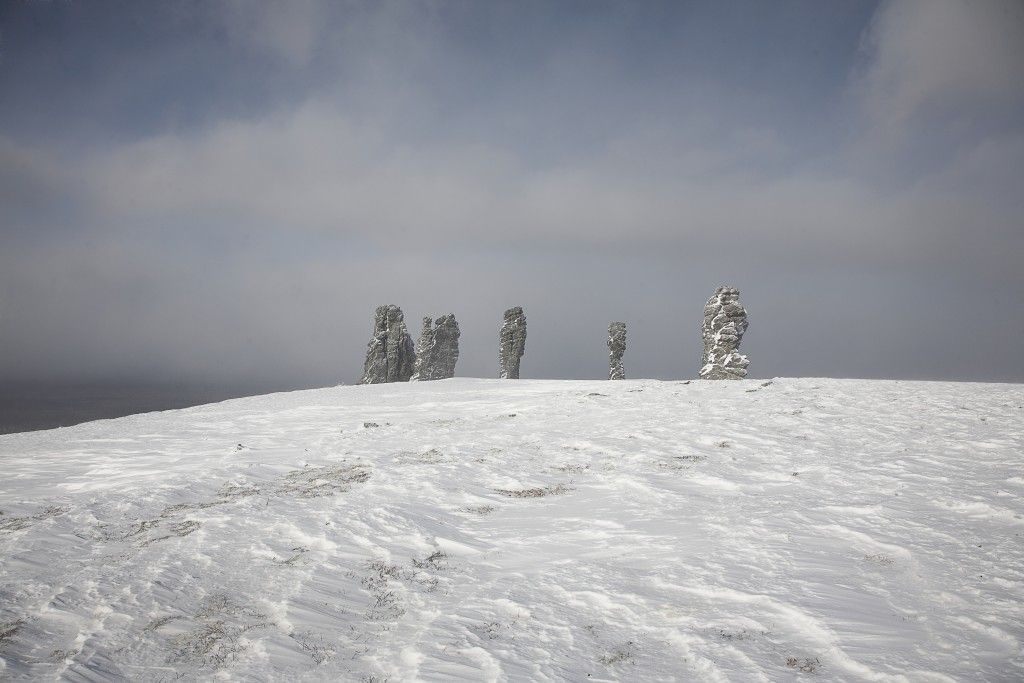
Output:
[{"xmin": 1, "ymin": 378, "xmax": 1023, "ymax": 680}]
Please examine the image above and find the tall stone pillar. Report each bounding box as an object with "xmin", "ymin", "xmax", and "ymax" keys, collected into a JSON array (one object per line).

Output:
[
  {"xmin": 498, "ymin": 307, "xmax": 527, "ymax": 379},
  {"xmin": 608, "ymin": 322, "xmax": 626, "ymax": 380},
  {"xmin": 358, "ymin": 305, "xmax": 416, "ymax": 384},
  {"xmin": 412, "ymin": 314, "xmax": 460, "ymax": 380},
  {"xmin": 699, "ymin": 287, "xmax": 749, "ymax": 380}
]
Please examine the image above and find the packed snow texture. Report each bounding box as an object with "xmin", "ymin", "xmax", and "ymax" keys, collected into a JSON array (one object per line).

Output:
[
  {"xmin": 701, "ymin": 287, "xmax": 750, "ymax": 380},
  {"xmin": 1, "ymin": 378, "xmax": 1022, "ymax": 681}
]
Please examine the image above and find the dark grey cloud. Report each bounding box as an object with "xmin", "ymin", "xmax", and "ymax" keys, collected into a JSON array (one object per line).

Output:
[{"xmin": 0, "ymin": 0, "xmax": 1022, "ymax": 386}]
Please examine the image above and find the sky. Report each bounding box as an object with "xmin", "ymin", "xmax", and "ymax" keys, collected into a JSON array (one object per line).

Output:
[{"xmin": 1, "ymin": 0, "xmax": 1022, "ymax": 386}]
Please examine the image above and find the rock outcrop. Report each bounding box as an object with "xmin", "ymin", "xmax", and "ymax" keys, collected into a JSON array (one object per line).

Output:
[
  {"xmin": 700, "ymin": 287, "xmax": 749, "ymax": 380},
  {"xmin": 498, "ymin": 307, "xmax": 527, "ymax": 379},
  {"xmin": 358, "ymin": 305, "xmax": 416, "ymax": 384},
  {"xmin": 608, "ymin": 322, "xmax": 626, "ymax": 380},
  {"xmin": 412, "ymin": 314, "xmax": 460, "ymax": 381}
]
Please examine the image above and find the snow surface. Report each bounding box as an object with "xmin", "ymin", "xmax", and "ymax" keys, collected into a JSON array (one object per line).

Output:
[{"xmin": 1, "ymin": 377, "xmax": 1022, "ymax": 681}]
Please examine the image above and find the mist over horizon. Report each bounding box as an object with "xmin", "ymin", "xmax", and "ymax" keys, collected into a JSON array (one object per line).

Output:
[{"xmin": 2, "ymin": 0, "xmax": 1023, "ymax": 388}]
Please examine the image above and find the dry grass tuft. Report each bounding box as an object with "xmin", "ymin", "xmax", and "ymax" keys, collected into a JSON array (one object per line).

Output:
[{"xmin": 493, "ymin": 484, "xmax": 572, "ymax": 498}]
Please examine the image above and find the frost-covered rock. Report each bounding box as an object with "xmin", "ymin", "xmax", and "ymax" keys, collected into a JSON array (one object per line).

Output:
[
  {"xmin": 358, "ymin": 305, "xmax": 416, "ymax": 384},
  {"xmin": 608, "ymin": 322, "xmax": 626, "ymax": 380},
  {"xmin": 412, "ymin": 314, "xmax": 460, "ymax": 381},
  {"xmin": 700, "ymin": 287, "xmax": 749, "ymax": 380},
  {"xmin": 498, "ymin": 307, "xmax": 527, "ymax": 379}
]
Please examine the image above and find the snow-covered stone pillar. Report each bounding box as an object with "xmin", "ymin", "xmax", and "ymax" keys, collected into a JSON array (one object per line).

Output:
[
  {"xmin": 499, "ymin": 307, "xmax": 527, "ymax": 379},
  {"xmin": 699, "ymin": 287, "xmax": 749, "ymax": 380},
  {"xmin": 411, "ymin": 317, "xmax": 434, "ymax": 382},
  {"xmin": 412, "ymin": 314, "xmax": 460, "ymax": 381},
  {"xmin": 358, "ymin": 305, "xmax": 416, "ymax": 384},
  {"xmin": 608, "ymin": 322, "xmax": 626, "ymax": 380}
]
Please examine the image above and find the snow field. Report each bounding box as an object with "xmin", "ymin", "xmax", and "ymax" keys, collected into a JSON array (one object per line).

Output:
[{"xmin": 0, "ymin": 378, "xmax": 1022, "ymax": 681}]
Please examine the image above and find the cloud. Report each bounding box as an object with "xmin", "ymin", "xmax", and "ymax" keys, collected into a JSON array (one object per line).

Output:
[
  {"xmin": 215, "ymin": 0, "xmax": 326, "ymax": 67},
  {"xmin": 77, "ymin": 95, "xmax": 1019, "ymax": 281},
  {"xmin": 854, "ymin": 0, "xmax": 1024, "ymax": 136},
  {"xmin": 1, "ymin": 1, "xmax": 1022, "ymax": 385},
  {"xmin": 0, "ymin": 137, "xmax": 66, "ymax": 223}
]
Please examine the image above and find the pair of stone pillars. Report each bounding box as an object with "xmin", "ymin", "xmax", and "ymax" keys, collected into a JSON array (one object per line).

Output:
[
  {"xmin": 357, "ymin": 306, "xmax": 459, "ymax": 384},
  {"xmin": 605, "ymin": 286, "xmax": 751, "ymax": 381},
  {"xmin": 499, "ymin": 308, "xmax": 629, "ymax": 381}
]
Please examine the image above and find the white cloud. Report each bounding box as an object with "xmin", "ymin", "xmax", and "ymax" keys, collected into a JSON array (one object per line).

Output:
[
  {"xmin": 217, "ymin": 0, "xmax": 326, "ymax": 67},
  {"xmin": 855, "ymin": 0, "xmax": 1024, "ymax": 135},
  {"xmin": 78, "ymin": 96, "xmax": 1021, "ymax": 279}
]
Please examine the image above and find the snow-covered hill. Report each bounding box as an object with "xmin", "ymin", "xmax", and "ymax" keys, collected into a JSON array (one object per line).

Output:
[{"xmin": 1, "ymin": 378, "xmax": 1022, "ymax": 681}]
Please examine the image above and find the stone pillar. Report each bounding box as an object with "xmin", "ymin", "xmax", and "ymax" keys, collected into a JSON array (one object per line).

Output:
[
  {"xmin": 411, "ymin": 317, "xmax": 434, "ymax": 382},
  {"xmin": 412, "ymin": 314, "xmax": 460, "ymax": 381},
  {"xmin": 608, "ymin": 322, "xmax": 626, "ymax": 380},
  {"xmin": 498, "ymin": 306, "xmax": 527, "ymax": 379},
  {"xmin": 358, "ymin": 305, "xmax": 416, "ymax": 384},
  {"xmin": 699, "ymin": 286, "xmax": 749, "ymax": 380}
]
